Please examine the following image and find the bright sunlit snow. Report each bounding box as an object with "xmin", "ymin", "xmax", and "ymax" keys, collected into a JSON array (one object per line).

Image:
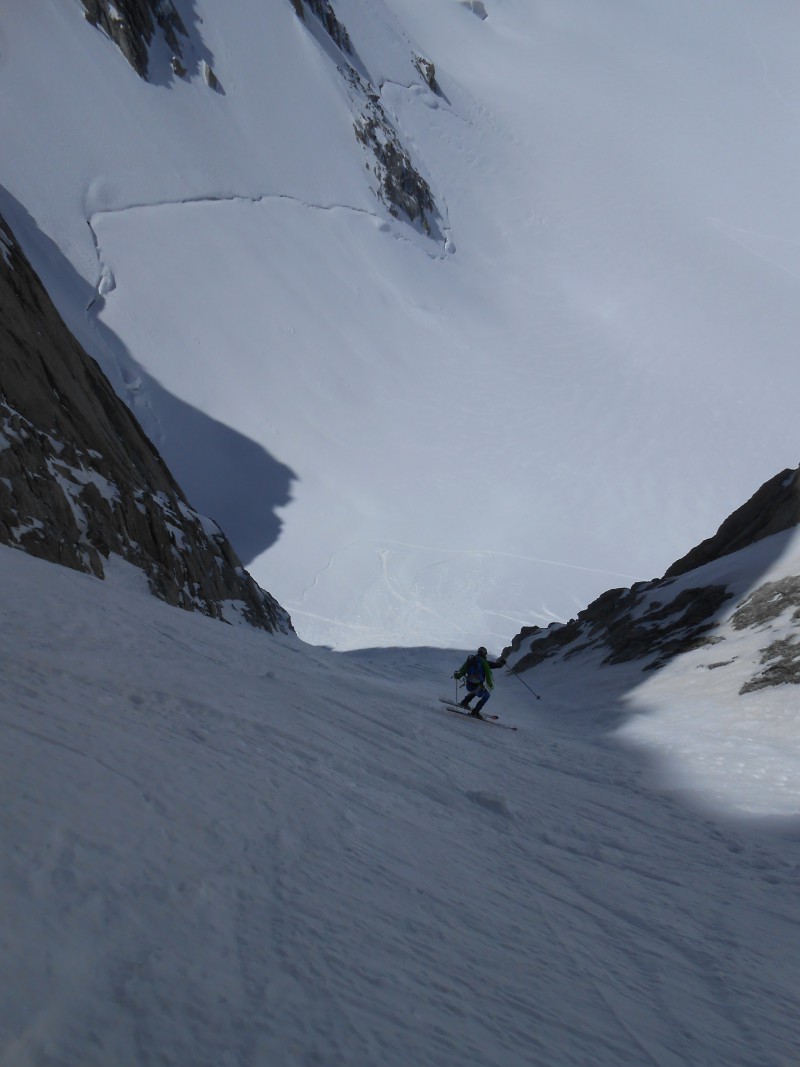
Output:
[
  {"xmin": 2, "ymin": 0, "xmax": 800, "ymax": 649},
  {"xmin": 2, "ymin": 545, "xmax": 799, "ymax": 1066}
]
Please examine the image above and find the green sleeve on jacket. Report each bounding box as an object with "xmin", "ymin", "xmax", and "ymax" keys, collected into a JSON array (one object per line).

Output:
[{"xmin": 483, "ymin": 659, "xmax": 494, "ymax": 689}]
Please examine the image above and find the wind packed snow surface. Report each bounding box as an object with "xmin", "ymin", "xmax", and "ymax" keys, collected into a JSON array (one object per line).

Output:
[
  {"xmin": 3, "ymin": 0, "xmax": 800, "ymax": 650},
  {"xmin": 2, "ymin": 546, "xmax": 799, "ymax": 1066}
]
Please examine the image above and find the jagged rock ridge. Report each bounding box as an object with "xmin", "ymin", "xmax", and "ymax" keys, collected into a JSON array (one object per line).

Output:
[
  {"xmin": 0, "ymin": 213, "xmax": 291, "ymax": 634},
  {"xmin": 506, "ymin": 579, "xmax": 733, "ymax": 676},
  {"xmin": 665, "ymin": 467, "xmax": 800, "ymax": 578},
  {"xmin": 291, "ymin": 0, "xmax": 442, "ymax": 236},
  {"xmin": 506, "ymin": 467, "xmax": 800, "ymax": 693}
]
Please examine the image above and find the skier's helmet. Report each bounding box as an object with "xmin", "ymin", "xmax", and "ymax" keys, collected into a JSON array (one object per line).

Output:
[{"xmin": 478, "ymin": 646, "xmax": 488, "ymax": 657}]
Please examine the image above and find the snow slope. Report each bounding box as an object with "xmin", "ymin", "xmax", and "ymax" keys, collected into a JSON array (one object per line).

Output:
[
  {"xmin": 3, "ymin": 0, "xmax": 800, "ymax": 648},
  {"xmin": 2, "ymin": 545, "xmax": 799, "ymax": 1066}
]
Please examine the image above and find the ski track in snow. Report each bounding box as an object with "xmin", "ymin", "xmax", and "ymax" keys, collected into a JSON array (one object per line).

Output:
[
  {"xmin": 289, "ymin": 537, "xmax": 637, "ymax": 644},
  {"xmin": 1, "ymin": 546, "xmax": 799, "ymax": 1066},
  {"xmin": 710, "ymin": 217, "xmax": 800, "ymax": 286}
]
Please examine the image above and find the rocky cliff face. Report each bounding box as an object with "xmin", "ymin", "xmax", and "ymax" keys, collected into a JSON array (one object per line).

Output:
[
  {"xmin": 0, "ymin": 213, "xmax": 291, "ymax": 634},
  {"xmin": 506, "ymin": 467, "xmax": 800, "ymax": 694}
]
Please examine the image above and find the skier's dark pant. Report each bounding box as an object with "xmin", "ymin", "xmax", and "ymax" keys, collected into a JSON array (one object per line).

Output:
[{"xmin": 463, "ymin": 681, "xmax": 491, "ymax": 712}]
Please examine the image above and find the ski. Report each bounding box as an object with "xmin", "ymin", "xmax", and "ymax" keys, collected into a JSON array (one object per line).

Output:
[
  {"xmin": 439, "ymin": 697, "xmax": 499, "ymax": 719},
  {"xmin": 437, "ymin": 698, "xmax": 517, "ymax": 730}
]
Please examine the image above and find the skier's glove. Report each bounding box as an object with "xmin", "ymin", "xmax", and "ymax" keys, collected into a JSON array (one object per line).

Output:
[{"xmin": 452, "ymin": 672, "xmax": 459, "ymax": 679}]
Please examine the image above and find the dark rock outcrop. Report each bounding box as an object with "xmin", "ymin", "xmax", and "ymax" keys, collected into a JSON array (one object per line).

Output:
[
  {"xmin": 291, "ymin": 0, "xmax": 353, "ymax": 56},
  {"xmin": 353, "ymin": 87, "xmax": 437, "ymax": 235},
  {"xmin": 80, "ymin": 0, "xmax": 222, "ymax": 87},
  {"xmin": 414, "ymin": 56, "xmax": 441, "ymax": 96},
  {"xmin": 290, "ymin": 0, "xmax": 442, "ymax": 236},
  {"xmin": 506, "ymin": 578, "xmax": 732, "ymax": 675},
  {"xmin": 80, "ymin": 0, "xmax": 188, "ymax": 79},
  {"xmin": 506, "ymin": 466, "xmax": 800, "ymax": 682},
  {"xmin": 0, "ymin": 212, "xmax": 292, "ymax": 634},
  {"xmin": 740, "ymin": 637, "xmax": 800, "ymax": 693},
  {"xmin": 731, "ymin": 575, "xmax": 800, "ymax": 693},
  {"xmin": 665, "ymin": 468, "xmax": 800, "ymax": 579},
  {"xmin": 201, "ymin": 59, "xmax": 223, "ymax": 93},
  {"xmin": 731, "ymin": 574, "xmax": 800, "ymax": 632}
]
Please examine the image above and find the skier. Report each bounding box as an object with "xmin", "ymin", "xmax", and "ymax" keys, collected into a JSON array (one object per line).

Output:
[{"xmin": 453, "ymin": 647, "xmax": 506, "ymax": 718}]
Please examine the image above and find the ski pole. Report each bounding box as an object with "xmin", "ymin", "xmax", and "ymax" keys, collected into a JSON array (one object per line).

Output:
[{"xmin": 506, "ymin": 668, "xmax": 542, "ymax": 701}]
